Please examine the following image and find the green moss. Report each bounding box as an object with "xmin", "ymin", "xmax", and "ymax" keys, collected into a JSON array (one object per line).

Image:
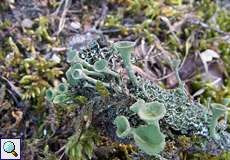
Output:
[
  {"xmin": 196, "ymin": 0, "xmax": 217, "ymax": 20},
  {"xmin": 36, "ymin": 16, "xmax": 54, "ymax": 43},
  {"xmin": 165, "ymin": 0, "xmax": 182, "ymax": 5},
  {"xmin": 0, "ymin": 19, "xmax": 12, "ymax": 30},
  {"xmin": 65, "ymin": 128, "xmax": 99, "ymax": 160},
  {"xmin": 188, "ymin": 152, "xmax": 230, "ymax": 160},
  {"xmin": 105, "ymin": 15, "xmax": 122, "ymax": 28},
  {"xmin": 75, "ymin": 96, "xmax": 88, "ymax": 105},
  {"xmin": 95, "ymin": 81, "xmax": 110, "ymax": 97}
]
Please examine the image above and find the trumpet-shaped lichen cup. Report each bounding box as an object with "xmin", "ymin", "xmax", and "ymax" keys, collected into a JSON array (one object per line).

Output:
[
  {"xmin": 209, "ymin": 103, "xmax": 228, "ymax": 140},
  {"xmin": 114, "ymin": 41, "xmax": 137, "ymax": 86}
]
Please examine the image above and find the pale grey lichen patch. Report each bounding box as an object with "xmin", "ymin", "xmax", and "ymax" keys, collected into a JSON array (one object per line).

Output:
[
  {"xmin": 132, "ymin": 78, "xmax": 210, "ymax": 136},
  {"xmin": 72, "ymin": 40, "xmax": 225, "ymax": 140},
  {"xmin": 48, "ymin": 39, "xmax": 230, "ymax": 157}
]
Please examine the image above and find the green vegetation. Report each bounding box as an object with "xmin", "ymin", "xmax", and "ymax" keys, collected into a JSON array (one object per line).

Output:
[
  {"xmin": 114, "ymin": 100, "xmax": 166, "ymax": 155},
  {"xmin": 1, "ymin": 0, "xmax": 230, "ymax": 159},
  {"xmin": 114, "ymin": 41, "xmax": 138, "ymax": 85},
  {"xmin": 209, "ymin": 103, "xmax": 228, "ymax": 140}
]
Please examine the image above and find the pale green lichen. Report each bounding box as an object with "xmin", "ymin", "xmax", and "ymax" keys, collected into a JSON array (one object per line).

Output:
[
  {"xmin": 53, "ymin": 94, "xmax": 69, "ymax": 104},
  {"xmin": 137, "ymin": 101, "xmax": 166, "ymax": 128},
  {"xmin": 114, "ymin": 116, "xmax": 131, "ymax": 138},
  {"xmin": 66, "ymin": 67, "xmax": 80, "ymax": 86},
  {"xmin": 114, "ymin": 41, "xmax": 138, "ymax": 86},
  {"xmin": 46, "ymin": 39, "xmax": 230, "ymax": 158},
  {"xmin": 132, "ymin": 124, "xmax": 165, "ymax": 155},
  {"xmin": 209, "ymin": 103, "xmax": 228, "ymax": 140},
  {"xmin": 94, "ymin": 59, "xmax": 119, "ymax": 78},
  {"xmin": 57, "ymin": 83, "xmax": 68, "ymax": 94},
  {"xmin": 67, "ymin": 48, "xmax": 94, "ymax": 69},
  {"xmin": 46, "ymin": 89, "xmax": 56, "ymax": 102},
  {"xmin": 72, "ymin": 69, "xmax": 109, "ymax": 87},
  {"xmin": 133, "ymin": 78, "xmax": 209, "ymax": 135},
  {"xmin": 46, "ymin": 84, "xmax": 70, "ymax": 105},
  {"xmin": 72, "ymin": 63, "xmax": 104, "ymax": 78},
  {"xmin": 114, "ymin": 100, "xmax": 166, "ymax": 155}
]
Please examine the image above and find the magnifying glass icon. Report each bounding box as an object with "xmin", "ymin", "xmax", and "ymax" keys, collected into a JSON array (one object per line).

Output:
[{"xmin": 3, "ymin": 141, "xmax": 18, "ymax": 157}]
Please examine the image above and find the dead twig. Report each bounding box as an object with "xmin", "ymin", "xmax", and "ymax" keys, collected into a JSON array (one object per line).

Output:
[
  {"xmin": 52, "ymin": 47, "xmax": 67, "ymax": 52},
  {"xmin": 152, "ymin": 34, "xmax": 174, "ymax": 62},
  {"xmin": 159, "ymin": 16, "xmax": 181, "ymax": 45},
  {"xmin": 53, "ymin": 0, "xmax": 72, "ymax": 35},
  {"xmin": 133, "ymin": 65, "xmax": 157, "ymax": 82},
  {"xmin": 140, "ymin": 38, "xmax": 159, "ymax": 81},
  {"xmin": 0, "ymin": 75, "xmax": 25, "ymax": 108},
  {"xmin": 0, "ymin": 85, "xmax": 6, "ymax": 104},
  {"xmin": 187, "ymin": 18, "xmax": 230, "ymax": 35},
  {"xmin": 52, "ymin": 0, "xmax": 65, "ymax": 16},
  {"xmin": 179, "ymin": 31, "xmax": 195, "ymax": 71},
  {"xmin": 93, "ymin": 2, "xmax": 108, "ymax": 29}
]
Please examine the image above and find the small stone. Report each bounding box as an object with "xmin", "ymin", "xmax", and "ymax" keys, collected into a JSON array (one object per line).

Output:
[
  {"xmin": 51, "ymin": 54, "xmax": 61, "ymax": 63},
  {"xmin": 70, "ymin": 21, "xmax": 81, "ymax": 30},
  {"xmin": 21, "ymin": 18, "xmax": 34, "ymax": 28}
]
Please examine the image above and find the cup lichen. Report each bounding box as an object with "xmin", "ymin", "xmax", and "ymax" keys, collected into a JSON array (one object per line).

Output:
[
  {"xmin": 72, "ymin": 63, "xmax": 104, "ymax": 78},
  {"xmin": 45, "ymin": 89, "xmax": 55, "ymax": 102},
  {"xmin": 114, "ymin": 41, "xmax": 138, "ymax": 86},
  {"xmin": 114, "ymin": 116, "xmax": 131, "ymax": 138},
  {"xmin": 53, "ymin": 94, "xmax": 69, "ymax": 104},
  {"xmin": 57, "ymin": 83, "xmax": 68, "ymax": 94},
  {"xmin": 138, "ymin": 101, "xmax": 166, "ymax": 128},
  {"xmin": 114, "ymin": 99, "xmax": 166, "ymax": 156},
  {"xmin": 66, "ymin": 67, "xmax": 80, "ymax": 86},
  {"xmin": 132, "ymin": 124, "xmax": 166, "ymax": 155},
  {"xmin": 67, "ymin": 48, "xmax": 94, "ymax": 70},
  {"xmin": 71, "ymin": 68, "xmax": 109, "ymax": 87},
  {"xmin": 209, "ymin": 103, "xmax": 228, "ymax": 140},
  {"xmin": 46, "ymin": 39, "xmax": 230, "ymax": 159},
  {"xmin": 130, "ymin": 99, "xmax": 145, "ymax": 113},
  {"xmin": 94, "ymin": 59, "xmax": 119, "ymax": 78}
]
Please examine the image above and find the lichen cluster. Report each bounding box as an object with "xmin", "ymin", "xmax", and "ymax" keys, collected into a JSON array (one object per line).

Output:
[
  {"xmin": 133, "ymin": 79, "xmax": 210, "ymax": 136},
  {"xmin": 114, "ymin": 100, "xmax": 166, "ymax": 155},
  {"xmin": 47, "ymin": 39, "xmax": 230, "ymax": 158}
]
